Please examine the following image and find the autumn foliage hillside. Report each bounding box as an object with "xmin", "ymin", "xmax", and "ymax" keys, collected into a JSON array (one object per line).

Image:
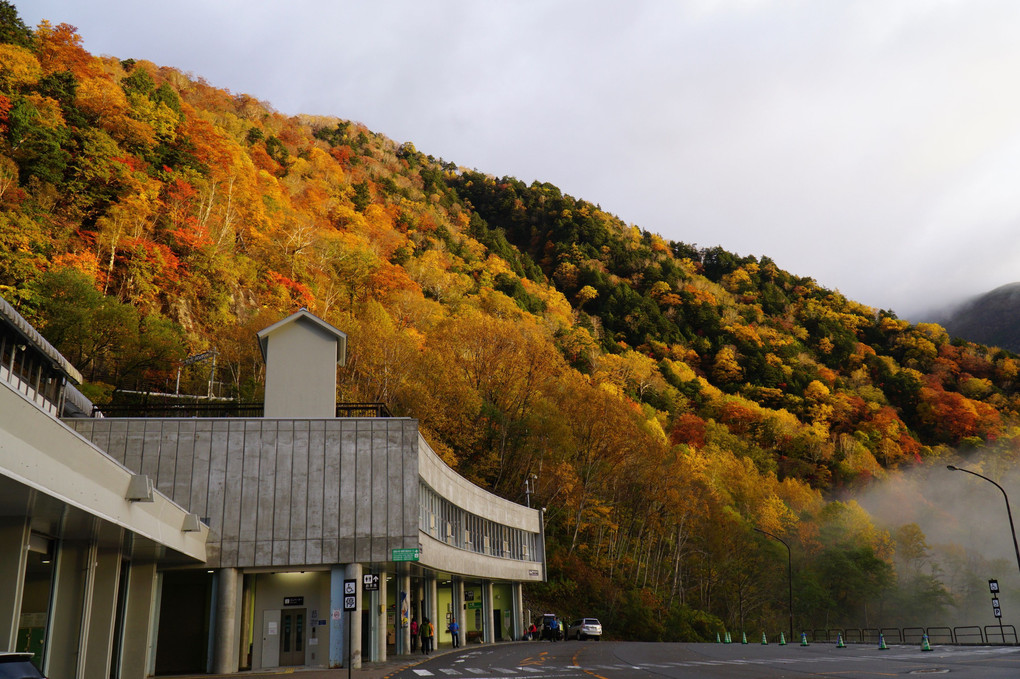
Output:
[{"xmin": 2, "ymin": 6, "xmax": 1018, "ymax": 637}]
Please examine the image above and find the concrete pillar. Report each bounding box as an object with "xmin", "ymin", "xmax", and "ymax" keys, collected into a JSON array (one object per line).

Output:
[
  {"xmin": 81, "ymin": 524, "xmax": 123, "ymax": 679},
  {"xmin": 329, "ymin": 567, "xmax": 343, "ymax": 667},
  {"xmin": 452, "ymin": 578, "xmax": 465, "ymax": 648},
  {"xmin": 212, "ymin": 568, "xmax": 240, "ymax": 673},
  {"xmin": 512, "ymin": 582, "xmax": 523, "ymax": 641},
  {"xmin": 0, "ymin": 517, "xmax": 30, "ymax": 651},
  {"xmin": 238, "ymin": 575, "xmax": 252, "ymax": 669},
  {"xmin": 366, "ymin": 580, "xmax": 378, "ymax": 663},
  {"xmin": 399, "ymin": 574, "xmax": 411, "ymax": 654},
  {"xmin": 377, "ymin": 568, "xmax": 387, "ymax": 662},
  {"xmin": 482, "ymin": 581, "xmax": 494, "ymax": 644},
  {"xmin": 45, "ymin": 537, "xmax": 90, "ymax": 679},
  {"xmin": 118, "ymin": 561, "xmax": 157, "ymax": 679},
  {"xmin": 427, "ymin": 575, "xmax": 438, "ymax": 641},
  {"xmin": 347, "ymin": 563, "xmax": 363, "ymax": 668}
]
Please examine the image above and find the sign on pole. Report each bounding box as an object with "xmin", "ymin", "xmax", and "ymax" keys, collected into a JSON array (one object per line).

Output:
[
  {"xmin": 392, "ymin": 548, "xmax": 420, "ymax": 562},
  {"xmin": 343, "ymin": 578, "xmax": 357, "ymax": 611}
]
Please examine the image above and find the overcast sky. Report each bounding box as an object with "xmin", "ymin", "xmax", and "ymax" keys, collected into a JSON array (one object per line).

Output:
[{"xmin": 20, "ymin": 1, "xmax": 1020, "ymax": 318}]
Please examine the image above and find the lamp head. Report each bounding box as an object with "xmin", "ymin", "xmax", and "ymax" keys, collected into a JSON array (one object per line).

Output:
[{"xmin": 947, "ymin": 465, "xmax": 958, "ymax": 471}]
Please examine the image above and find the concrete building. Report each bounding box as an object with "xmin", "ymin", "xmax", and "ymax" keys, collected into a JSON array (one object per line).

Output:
[{"xmin": 1, "ymin": 302, "xmax": 545, "ymax": 676}]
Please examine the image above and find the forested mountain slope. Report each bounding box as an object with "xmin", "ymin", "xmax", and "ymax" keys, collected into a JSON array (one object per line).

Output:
[
  {"xmin": 936, "ymin": 282, "xmax": 1020, "ymax": 353},
  {"xmin": 2, "ymin": 6, "xmax": 1017, "ymax": 638}
]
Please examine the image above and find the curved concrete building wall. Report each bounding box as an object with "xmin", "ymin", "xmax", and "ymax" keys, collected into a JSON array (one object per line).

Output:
[
  {"xmin": 417, "ymin": 436, "xmax": 544, "ymax": 581},
  {"xmin": 418, "ymin": 438, "xmax": 541, "ymax": 533}
]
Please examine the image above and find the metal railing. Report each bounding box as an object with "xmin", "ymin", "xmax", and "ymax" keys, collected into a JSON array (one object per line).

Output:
[
  {"xmin": 985, "ymin": 625, "xmax": 1019, "ymax": 645},
  {"xmin": 955, "ymin": 626, "xmax": 984, "ymax": 645},
  {"xmin": 91, "ymin": 401, "xmax": 393, "ymax": 418},
  {"xmin": 797, "ymin": 624, "xmax": 1017, "ymax": 646}
]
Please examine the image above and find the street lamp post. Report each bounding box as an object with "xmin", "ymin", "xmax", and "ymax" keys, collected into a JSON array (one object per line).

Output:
[
  {"xmin": 754, "ymin": 527, "xmax": 794, "ymax": 642},
  {"xmin": 524, "ymin": 474, "xmax": 537, "ymax": 508},
  {"xmin": 947, "ymin": 465, "xmax": 1020, "ymax": 577}
]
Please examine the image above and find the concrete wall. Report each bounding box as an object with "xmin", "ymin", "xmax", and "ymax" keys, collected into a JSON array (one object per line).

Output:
[
  {"xmin": 68, "ymin": 418, "xmax": 420, "ymax": 568},
  {"xmin": 262, "ymin": 320, "xmax": 339, "ymax": 419},
  {"xmin": 417, "ymin": 437, "xmax": 542, "ymax": 533},
  {"xmin": 417, "ymin": 436, "xmax": 544, "ymax": 581},
  {"xmin": 418, "ymin": 532, "xmax": 543, "ymax": 582},
  {"xmin": 1, "ymin": 383, "xmax": 208, "ymax": 562}
]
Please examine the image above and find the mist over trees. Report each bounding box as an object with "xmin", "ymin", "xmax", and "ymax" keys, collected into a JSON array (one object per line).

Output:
[{"xmin": 3, "ymin": 3, "xmax": 1020, "ymax": 638}]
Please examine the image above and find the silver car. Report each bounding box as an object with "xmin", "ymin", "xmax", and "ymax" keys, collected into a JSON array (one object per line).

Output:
[{"xmin": 568, "ymin": 618, "xmax": 602, "ymax": 640}]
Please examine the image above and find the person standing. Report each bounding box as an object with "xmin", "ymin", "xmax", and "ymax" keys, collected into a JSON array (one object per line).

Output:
[
  {"xmin": 420, "ymin": 617, "xmax": 429, "ymax": 654},
  {"xmin": 449, "ymin": 617, "xmax": 460, "ymax": 648},
  {"xmin": 424, "ymin": 617, "xmax": 435, "ymax": 654},
  {"xmin": 410, "ymin": 617, "xmax": 419, "ymax": 652}
]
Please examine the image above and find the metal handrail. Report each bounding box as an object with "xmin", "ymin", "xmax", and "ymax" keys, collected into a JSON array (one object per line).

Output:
[
  {"xmin": 793, "ymin": 624, "xmax": 1015, "ymax": 647},
  {"xmin": 954, "ymin": 626, "xmax": 984, "ymax": 645},
  {"xmin": 842, "ymin": 628, "xmax": 863, "ymax": 643},
  {"xmin": 984, "ymin": 624, "xmax": 1018, "ymax": 645},
  {"xmin": 880, "ymin": 628, "xmax": 903, "ymax": 643},
  {"xmin": 902, "ymin": 627, "xmax": 926, "ymax": 644},
  {"xmin": 91, "ymin": 401, "xmax": 394, "ymax": 418}
]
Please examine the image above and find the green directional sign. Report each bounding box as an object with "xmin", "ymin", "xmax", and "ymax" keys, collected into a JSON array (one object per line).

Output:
[
  {"xmin": 392, "ymin": 548, "xmax": 420, "ymax": 562},
  {"xmin": 466, "ymin": 602, "xmax": 483, "ymax": 610}
]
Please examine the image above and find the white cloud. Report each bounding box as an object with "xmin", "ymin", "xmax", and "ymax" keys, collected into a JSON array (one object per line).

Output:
[{"xmin": 19, "ymin": 0, "xmax": 1020, "ymax": 317}]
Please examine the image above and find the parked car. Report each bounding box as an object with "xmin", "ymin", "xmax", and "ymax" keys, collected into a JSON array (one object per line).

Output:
[
  {"xmin": 539, "ymin": 613, "xmax": 563, "ymax": 641},
  {"xmin": 0, "ymin": 653, "xmax": 44, "ymax": 679},
  {"xmin": 567, "ymin": 618, "xmax": 603, "ymax": 641}
]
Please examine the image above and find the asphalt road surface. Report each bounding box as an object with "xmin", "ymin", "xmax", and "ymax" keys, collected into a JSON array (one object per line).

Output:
[{"xmin": 390, "ymin": 639, "xmax": 1020, "ymax": 679}]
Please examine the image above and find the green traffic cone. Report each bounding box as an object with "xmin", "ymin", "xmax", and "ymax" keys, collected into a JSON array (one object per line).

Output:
[
  {"xmin": 741, "ymin": 631, "xmax": 748, "ymax": 644},
  {"xmin": 836, "ymin": 633, "xmax": 846, "ymax": 648},
  {"xmin": 761, "ymin": 632, "xmax": 768, "ymax": 645},
  {"xmin": 921, "ymin": 633, "xmax": 932, "ymax": 652},
  {"xmin": 779, "ymin": 631, "xmax": 787, "ymax": 646},
  {"xmin": 716, "ymin": 632, "xmax": 721, "ymax": 643},
  {"xmin": 878, "ymin": 633, "xmax": 888, "ymax": 650},
  {"xmin": 800, "ymin": 632, "xmax": 809, "ymax": 646},
  {"xmin": 725, "ymin": 631, "xmax": 732, "ymax": 644}
]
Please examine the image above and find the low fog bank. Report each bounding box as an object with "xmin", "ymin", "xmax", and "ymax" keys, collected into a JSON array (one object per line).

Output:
[{"xmin": 854, "ymin": 451, "xmax": 1020, "ymax": 628}]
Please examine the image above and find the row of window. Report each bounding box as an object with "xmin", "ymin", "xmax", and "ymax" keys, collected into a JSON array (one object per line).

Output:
[{"xmin": 419, "ymin": 481, "xmax": 539, "ymax": 562}]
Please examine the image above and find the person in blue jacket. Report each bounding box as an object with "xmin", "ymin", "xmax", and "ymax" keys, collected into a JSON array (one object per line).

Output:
[{"xmin": 449, "ymin": 617, "xmax": 460, "ymax": 648}]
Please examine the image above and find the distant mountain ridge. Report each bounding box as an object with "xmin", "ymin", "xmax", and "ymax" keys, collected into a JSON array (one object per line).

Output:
[{"xmin": 938, "ymin": 283, "xmax": 1020, "ymax": 353}]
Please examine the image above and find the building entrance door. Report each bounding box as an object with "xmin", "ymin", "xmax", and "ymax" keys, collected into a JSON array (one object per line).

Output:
[{"xmin": 279, "ymin": 608, "xmax": 306, "ymax": 666}]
